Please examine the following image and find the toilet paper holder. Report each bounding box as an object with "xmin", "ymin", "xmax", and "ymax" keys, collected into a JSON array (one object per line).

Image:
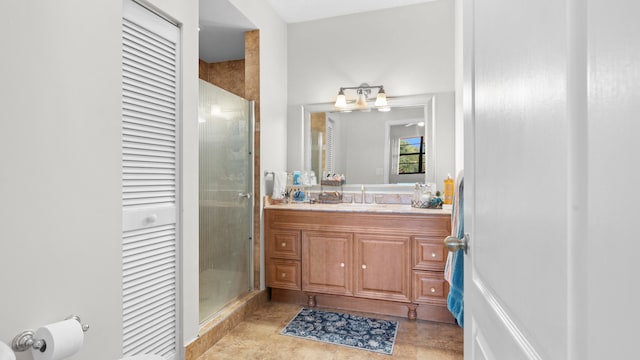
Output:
[{"xmin": 11, "ymin": 315, "xmax": 89, "ymax": 352}]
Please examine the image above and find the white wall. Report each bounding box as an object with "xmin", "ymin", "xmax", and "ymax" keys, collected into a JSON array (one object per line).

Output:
[
  {"xmin": 0, "ymin": 2, "xmax": 122, "ymax": 359},
  {"xmin": 433, "ymin": 92, "xmax": 455, "ymax": 188},
  {"xmin": 229, "ymin": 0, "xmax": 288, "ymax": 176},
  {"xmin": 454, "ymin": 0, "xmax": 464, "ymax": 174},
  {"xmin": 286, "ymin": 0, "xmax": 455, "ymax": 171},
  {"xmin": 0, "ymin": 1, "xmax": 198, "ymax": 359},
  {"xmin": 228, "ymin": 0, "xmax": 288, "ymax": 289},
  {"xmin": 334, "ymin": 111, "xmax": 387, "ymax": 183}
]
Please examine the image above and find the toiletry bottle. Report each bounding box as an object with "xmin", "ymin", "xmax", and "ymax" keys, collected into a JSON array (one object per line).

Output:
[{"xmin": 443, "ymin": 174, "xmax": 454, "ymax": 205}]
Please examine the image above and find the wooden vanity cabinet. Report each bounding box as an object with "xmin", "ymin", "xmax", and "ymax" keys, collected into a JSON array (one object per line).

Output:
[{"xmin": 265, "ymin": 208, "xmax": 453, "ymax": 323}]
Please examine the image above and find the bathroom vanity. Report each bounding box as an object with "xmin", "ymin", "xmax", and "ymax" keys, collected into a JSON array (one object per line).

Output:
[{"xmin": 264, "ymin": 202, "xmax": 454, "ymax": 323}]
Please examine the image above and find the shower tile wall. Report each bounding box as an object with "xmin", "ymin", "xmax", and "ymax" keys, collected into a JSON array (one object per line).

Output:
[{"xmin": 199, "ymin": 59, "xmax": 246, "ymax": 98}]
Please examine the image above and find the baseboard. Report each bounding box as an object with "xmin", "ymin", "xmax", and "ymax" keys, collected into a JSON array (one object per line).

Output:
[{"xmin": 270, "ymin": 288, "xmax": 454, "ymax": 324}]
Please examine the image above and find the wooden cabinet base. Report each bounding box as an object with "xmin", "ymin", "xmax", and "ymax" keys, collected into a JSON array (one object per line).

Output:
[{"xmin": 270, "ymin": 288, "xmax": 455, "ymax": 324}]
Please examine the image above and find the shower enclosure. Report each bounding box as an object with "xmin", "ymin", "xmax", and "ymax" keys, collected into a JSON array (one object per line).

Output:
[{"xmin": 198, "ymin": 80, "xmax": 254, "ymax": 322}]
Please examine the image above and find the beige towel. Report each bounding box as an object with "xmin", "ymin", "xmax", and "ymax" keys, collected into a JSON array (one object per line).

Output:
[{"xmin": 272, "ymin": 171, "xmax": 288, "ymax": 200}]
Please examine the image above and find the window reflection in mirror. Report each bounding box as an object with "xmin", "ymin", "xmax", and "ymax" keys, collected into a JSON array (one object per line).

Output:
[{"xmin": 398, "ymin": 135, "xmax": 426, "ymax": 174}]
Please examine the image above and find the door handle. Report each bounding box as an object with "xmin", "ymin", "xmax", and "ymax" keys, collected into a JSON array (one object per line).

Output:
[
  {"xmin": 238, "ymin": 193, "xmax": 252, "ymax": 199},
  {"xmin": 444, "ymin": 234, "xmax": 469, "ymax": 254}
]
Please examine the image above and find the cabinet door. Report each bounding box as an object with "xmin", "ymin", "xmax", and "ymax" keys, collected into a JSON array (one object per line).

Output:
[
  {"xmin": 354, "ymin": 233, "xmax": 411, "ymax": 302},
  {"xmin": 302, "ymin": 231, "xmax": 353, "ymax": 296}
]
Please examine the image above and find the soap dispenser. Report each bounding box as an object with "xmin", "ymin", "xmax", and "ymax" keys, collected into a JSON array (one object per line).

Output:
[{"xmin": 443, "ymin": 174, "xmax": 454, "ymax": 205}]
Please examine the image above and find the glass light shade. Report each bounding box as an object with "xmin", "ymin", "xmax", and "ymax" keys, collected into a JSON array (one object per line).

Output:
[
  {"xmin": 375, "ymin": 92, "xmax": 387, "ymax": 107},
  {"xmin": 334, "ymin": 93, "xmax": 347, "ymax": 107},
  {"xmin": 355, "ymin": 92, "xmax": 368, "ymax": 108}
]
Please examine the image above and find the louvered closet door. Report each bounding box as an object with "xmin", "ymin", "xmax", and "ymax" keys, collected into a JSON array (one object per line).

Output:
[{"xmin": 122, "ymin": 1, "xmax": 179, "ymax": 359}]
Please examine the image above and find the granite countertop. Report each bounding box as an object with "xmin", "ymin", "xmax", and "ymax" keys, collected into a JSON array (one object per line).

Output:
[{"xmin": 264, "ymin": 201, "xmax": 452, "ymax": 215}]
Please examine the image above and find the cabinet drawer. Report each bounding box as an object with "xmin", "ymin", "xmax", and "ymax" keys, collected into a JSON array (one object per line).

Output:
[
  {"xmin": 412, "ymin": 271, "xmax": 449, "ymax": 305},
  {"xmin": 268, "ymin": 230, "xmax": 301, "ymax": 260},
  {"xmin": 412, "ymin": 236, "xmax": 447, "ymax": 271},
  {"xmin": 267, "ymin": 260, "xmax": 301, "ymax": 290}
]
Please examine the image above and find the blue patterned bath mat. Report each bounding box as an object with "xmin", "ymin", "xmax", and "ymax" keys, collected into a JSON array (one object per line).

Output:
[{"xmin": 280, "ymin": 308, "xmax": 398, "ymax": 355}]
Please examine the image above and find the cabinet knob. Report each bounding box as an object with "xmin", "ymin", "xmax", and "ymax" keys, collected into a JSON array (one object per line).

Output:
[
  {"xmin": 431, "ymin": 252, "xmax": 436, "ymax": 258},
  {"xmin": 361, "ymin": 264, "xmax": 367, "ymax": 269},
  {"xmin": 340, "ymin": 262, "xmax": 345, "ymax": 268},
  {"xmin": 281, "ymin": 273, "xmax": 286, "ymax": 278},
  {"xmin": 430, "ymin": 287, "xmax": 436, "ymax": 293},
  {"xmin": 281, "ymin": 242, "xmax": 286, "ymax": 247}
]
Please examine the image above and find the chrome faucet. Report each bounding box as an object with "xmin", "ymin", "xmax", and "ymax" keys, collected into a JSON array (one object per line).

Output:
[{"xmin": 361, "ymin": 185, "xmax": 366, "ymax": 203}]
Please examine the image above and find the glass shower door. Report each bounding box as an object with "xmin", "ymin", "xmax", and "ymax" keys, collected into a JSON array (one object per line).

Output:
[{"xmin": 198, "ymin": 80, "xmax": 253, "ymax": 322}]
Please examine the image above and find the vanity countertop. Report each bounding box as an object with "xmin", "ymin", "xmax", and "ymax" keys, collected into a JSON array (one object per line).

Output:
[{"xmin": 264, "ymin": 201, "xmax": 452, "ymax": 215}]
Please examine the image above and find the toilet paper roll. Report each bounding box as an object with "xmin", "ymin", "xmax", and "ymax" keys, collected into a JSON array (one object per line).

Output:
[
  {"xmin": 32, "ymin": 319, "xmax": 84, "ymax": 360},
  {"xmin": 0, "ymin": 341, "xmax": 16, "ymax": 360}
]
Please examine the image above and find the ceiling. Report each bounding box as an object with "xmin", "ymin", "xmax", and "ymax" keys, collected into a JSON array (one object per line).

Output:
[
  {"xmin": 265, "ymin": 0, "xmax": 437, "ymax": 23},
  {"xmin": 199, "ymin": 0, "xmax": 436, "ymax": 63},
  {"xmin": 199, "ymin": 0, "xmax": 255, "ymax": 63}
]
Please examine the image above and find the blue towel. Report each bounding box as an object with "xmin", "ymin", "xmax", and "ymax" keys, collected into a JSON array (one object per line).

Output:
[{"xmin": 447, "ymin": 175, "xmax": 464, "ymax": 327}]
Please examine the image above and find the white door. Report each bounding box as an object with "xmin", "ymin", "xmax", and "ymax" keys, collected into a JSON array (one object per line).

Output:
[
  {"xmin": 462, "ymin": 0, "xmax": 639, "ymax": 359},
  {"xmin": 122, "ymin": 1, "xmax": 180, "ymax": 358}
]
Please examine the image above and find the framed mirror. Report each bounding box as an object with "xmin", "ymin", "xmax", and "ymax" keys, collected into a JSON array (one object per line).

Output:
[{"xmin": 300, "ymin": 93, "xmax": 455, "ymax": 187}]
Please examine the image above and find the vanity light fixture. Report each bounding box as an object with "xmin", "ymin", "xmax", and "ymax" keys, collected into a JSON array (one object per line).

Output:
[{"xmin": 334, "ymin": 83, "xmax": 388, "ymax": 111}]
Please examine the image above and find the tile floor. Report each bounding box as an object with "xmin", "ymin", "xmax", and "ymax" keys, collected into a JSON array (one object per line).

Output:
[{"xmin": 197, "ymin": 302, "xmax": 463, "ymax": 359}]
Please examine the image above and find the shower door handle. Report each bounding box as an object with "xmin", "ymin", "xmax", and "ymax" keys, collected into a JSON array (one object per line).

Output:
[{"xmin": 238, "ymin": 192, "xmax": 252, "ymax": 199}]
